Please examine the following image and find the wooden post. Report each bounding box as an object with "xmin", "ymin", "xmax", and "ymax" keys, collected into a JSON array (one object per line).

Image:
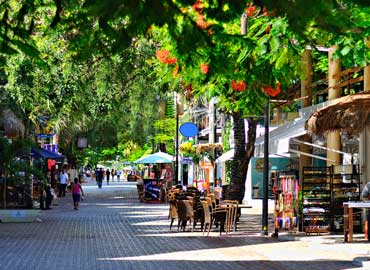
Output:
[
  {"xmin": 327, "ymin": 47, "xmax": 341, "ymax": 166},
  {"xmin": 365, "ymin": 65, "xmax": 370, "ymax": 92},
  {"xmin": 365, "ymin": 39, "xmax": 370, "ymax": 92},
  {"xmin": 361, "ymin": 56, "xmax": 370, "ymax": 186},
  {"xmin": 300, "ymin": 49, "xmax": 313, "ymax": 187}
]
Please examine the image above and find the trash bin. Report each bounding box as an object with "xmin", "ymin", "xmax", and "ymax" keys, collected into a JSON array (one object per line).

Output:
[{"xmin": 252, "ymin": 186, "xmax": 259, "ymax": 198}]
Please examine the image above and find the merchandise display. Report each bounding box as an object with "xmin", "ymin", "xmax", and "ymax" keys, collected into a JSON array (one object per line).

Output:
[
  {"xmin": 273, "ymin": 172, "xmax": 299, "ymax": 234},
  {"xmin": 302, "ymin": 167, "xmax": 331, "ymax": 234},
  {"xmin": 331, "ymin": 165, "xmax": 361, "ymax": 231}
]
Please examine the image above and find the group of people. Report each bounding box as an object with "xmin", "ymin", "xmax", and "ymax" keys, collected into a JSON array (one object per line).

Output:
[
  {"xmin": 41, "ymin": 168, "xmax": 85, "ymax": 211},
  {"xmin": 94, "ymin": 167, "xmax": 122, "ymax": 188}
]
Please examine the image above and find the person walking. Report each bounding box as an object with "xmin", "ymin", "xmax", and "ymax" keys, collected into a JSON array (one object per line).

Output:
[
  {"xmin": 97, "ymin": 168, "xmax": 103, "ymax": 188},
  {"xmin": 106, "ymin": 169, "xmax": 111, "ymax": 185},
  {"xmin": 59, "ymin": 169, "xmax": 69, "ymax": 197},
  {"xmin": 111, "ymin": 169, "xmax": 115, "ymax": 181},
  {"xmin": 116, "ymin": 169, "xmax": 121, "ymax": 181},
  {"xmin": 71, "ymin": 177, "xmax": 84, "ymax": 210}
]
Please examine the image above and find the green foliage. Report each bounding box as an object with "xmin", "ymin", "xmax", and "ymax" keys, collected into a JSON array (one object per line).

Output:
[
  {"xmin": 124, "ymin": 144, "xmax": 151, "ymax": 163},
  {"xmin": 1, "ymin": 0, "xmax": 370, "ymax": 175},
  {"xmin": 152, "ymin": 12, "xmax": 303, "ymax": 118},
  {"xmin": 222, "ymin": 120, "xmax": 232, "ymax": 152},
  {"xmin": 0, "ymin": 137, "xmax": 45, "ymax": 208}
]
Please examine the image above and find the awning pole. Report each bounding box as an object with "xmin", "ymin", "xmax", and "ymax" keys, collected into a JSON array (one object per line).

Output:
[
  {"xmin": 289, "ymin": 149, "xmax": 336, "ymax": 163},
  {"xmin": 292, "ymin": 138, "xmax": 350, "ymax": 156}
]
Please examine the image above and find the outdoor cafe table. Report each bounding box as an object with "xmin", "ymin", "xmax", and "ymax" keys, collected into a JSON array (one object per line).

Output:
[{"xmin": 343, "ymin": 201, "xmax": 370, "ymax": 243}]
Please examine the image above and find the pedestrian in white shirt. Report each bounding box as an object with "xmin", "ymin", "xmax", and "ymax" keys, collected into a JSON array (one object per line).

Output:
[{"xmin": 59, "ymin": 169, "xmax": 69, "ymax": 197}]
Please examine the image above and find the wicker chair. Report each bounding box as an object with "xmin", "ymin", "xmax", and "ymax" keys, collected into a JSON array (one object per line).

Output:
[
  {"xmin": 176, "ymin": 199, "xmax": 195, "ymax": 231},
  {"xmin": 222, "ymin": 200, "xmax": 239, "ymax": 233},
  {"xmin": 169, "ymin": 202, "xmax": 178, "ymax": 230},
  {"xmin": 201, "ymin": 200, "xmax": 228, "ymax": 236}
]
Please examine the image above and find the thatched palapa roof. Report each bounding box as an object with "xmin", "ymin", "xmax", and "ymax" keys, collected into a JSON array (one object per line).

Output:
[
  {"xmin": 305, "ymin": 91, "xmax": 370, "ymax": 136},
  {"xmin": 0, "ymin": 109, "xmax": 25, "ymax": 138}
]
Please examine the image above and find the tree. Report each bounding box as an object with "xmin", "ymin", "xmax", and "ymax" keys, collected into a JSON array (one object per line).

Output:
[
  {"xmin": 2, "ymin": 0, "xmax": 370, "ymax": 201},
  {"xmin": 151, "ymin": 5, "xmax": 302, "ymax": 201}
]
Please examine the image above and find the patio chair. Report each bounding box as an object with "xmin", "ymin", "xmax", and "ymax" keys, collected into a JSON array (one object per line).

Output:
[
  {"xmin": 223, "ymin": 200, "xmax": 239, "ymax": 232},
  {"xmin": 177, "ymin": 199, "xmax": 194, "ymax": 232},
  {"xmin": 201, "ymin": 200, "xmax": 228, "ymax": 236},
  {"xmin": 169, "ymin": 201, "xmax": 178, "ymax": 231}
]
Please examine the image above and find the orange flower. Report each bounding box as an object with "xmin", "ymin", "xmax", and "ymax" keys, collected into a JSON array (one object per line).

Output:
[
  {"xmin": 246, "ymin": 5, "xmax": 256, "ymax": 17},
  {"xmin": 262, "ymin": 82, "xmax": 281, "ymax": 97},
  {"xmin": 231, "ymin": 80, "xmax": 247, "ymax": 92},
  {"xmin": 196, "ymin": 14, "xmax": 210, "ymax": 30},
  {"xmin": 192, "ymin": 0, "xmax": 203, "ymax": 12},
  {"xmin": 166, "ymin": 57, "xmax": 177, "ymax": 65},
  {"xmin": 156, "ymin": 49, "xmax": 177, "ymax": 65},
  {"xmin": 156, "ymin": 50, "xmax": 170, "ymax": 63},
  {"xmin": 200, "ymin": 63, "xmax": 209, "ymax": 74}
]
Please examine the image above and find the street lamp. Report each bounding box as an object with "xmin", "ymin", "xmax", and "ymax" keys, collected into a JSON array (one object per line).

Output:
[{"xmin": 175, "ymin": 92, "xmax": 179, "ymax": 185}]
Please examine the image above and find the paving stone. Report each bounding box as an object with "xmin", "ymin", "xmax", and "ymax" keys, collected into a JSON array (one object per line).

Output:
[{"xmin": 0, "ymin": 182, "xmax": 363, "ymax": 270}]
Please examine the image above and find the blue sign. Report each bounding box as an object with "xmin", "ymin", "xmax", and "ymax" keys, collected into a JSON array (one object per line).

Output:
[{"xmin": 179, "ymin": 122, "xmax": 198, "ymax": 137}]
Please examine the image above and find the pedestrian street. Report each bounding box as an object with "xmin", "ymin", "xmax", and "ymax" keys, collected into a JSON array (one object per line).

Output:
[{"xmin": 0, "ymin": 182, "xmax": 364, "ymax": 270}]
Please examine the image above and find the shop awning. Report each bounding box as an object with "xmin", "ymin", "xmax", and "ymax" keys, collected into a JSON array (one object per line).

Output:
[
  {"xmin": 253, "ymin": 99, "xmax": 338, "ymax": 158},
  {"xmin": 216, "ymin": 149, "xmax": 292, "ymax": 163},
  {"xmin": 216, "ymin": 149, "xmax": 234, "ymax": 163},
  {"xmin": 31, "ymin": 148, "xmax": 65, "ymax": 159},
  {"xmin": 254, "ymin": 117, "xmax": 307, "ymax": 157}
]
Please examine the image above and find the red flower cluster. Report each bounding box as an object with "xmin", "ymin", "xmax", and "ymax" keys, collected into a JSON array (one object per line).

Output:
[
  {"xmin": 192, "ymin": 0, "xmax": 211, "ymax": 30},
  {"xmin": 192, "ymin": 0, "xmax": 203, "ymax": 12},
  {"xmin": 156, "ymin": 50, "xmax": 177, "ymax": 65},
  {"xmin": 196, "ymin": 14, "xmax": 211, "ymax": 30},
  {"xmin": 262, "ymin": 82, "xmax": 281, "ymax": 97},
  {"xmin": 231, "ymin": 80, "xmax": 247, "ymax": 92},
  {"xmin": 200, "ymin": 63, "xmax": 209, "ymax": 74},
  {"xmin": 246, "ymin": 5, "xmax": 256, "ymax": 17}
]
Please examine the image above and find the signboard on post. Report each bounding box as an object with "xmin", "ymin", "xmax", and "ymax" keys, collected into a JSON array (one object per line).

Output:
[{"xmin": 179, "ymin": 122, "xmax": 198, "ymax": 137}]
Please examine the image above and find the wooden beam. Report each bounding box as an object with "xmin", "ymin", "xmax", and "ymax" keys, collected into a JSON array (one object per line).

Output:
[
  {"xmin": 333, "ymin": 66, "xmax": 364, "ymax": 79},
  {"xmin": 332, "ymin": 76, "xmax": 364, "ymax": 89}
]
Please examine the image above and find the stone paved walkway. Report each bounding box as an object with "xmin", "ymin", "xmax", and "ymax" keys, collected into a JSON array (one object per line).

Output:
[{"xmin": 0, "ymin": 182, "xmax": 367, "ymax": 270}]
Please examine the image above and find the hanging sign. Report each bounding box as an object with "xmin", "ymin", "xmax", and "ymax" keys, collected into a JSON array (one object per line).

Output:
[{"xmin": 179, "ymin": 122, "xmax": 198, "ymax": 137}]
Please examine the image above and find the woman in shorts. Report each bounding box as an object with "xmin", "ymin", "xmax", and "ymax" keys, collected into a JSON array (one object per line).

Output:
[{"xmin": 71, "ymin": 177, "xmax": 84, "ymax": 210}]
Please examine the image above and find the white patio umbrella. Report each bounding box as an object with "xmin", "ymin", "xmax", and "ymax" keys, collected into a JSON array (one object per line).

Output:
[{"xmin": 134, "ymin": 152, "xmax": 174, "ymax": 164}]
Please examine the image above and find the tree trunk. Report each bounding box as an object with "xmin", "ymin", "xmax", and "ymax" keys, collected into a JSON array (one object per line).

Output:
[{"xmin": 226, "ymin": 112, "xmax": 257, "ymax": 203}]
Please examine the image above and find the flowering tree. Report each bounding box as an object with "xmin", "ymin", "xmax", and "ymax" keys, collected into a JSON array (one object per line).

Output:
[
  {"xmin": 2, "ymin": 0, "xmax": 369, "ymax": 202},
  {"xmin": 151, "ymin": 4, "xmax": 301, "ymax": 201}
]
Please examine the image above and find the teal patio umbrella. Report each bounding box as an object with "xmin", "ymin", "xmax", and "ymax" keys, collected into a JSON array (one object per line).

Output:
[{"xmin": 134, "ymin": 152, "xmax": 174, "ymax": 164}]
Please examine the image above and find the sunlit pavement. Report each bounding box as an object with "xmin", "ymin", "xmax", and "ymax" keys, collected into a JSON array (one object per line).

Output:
[{"xmin": 0, "ymin": 182, "xmax": 368, "ymax": 270}]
